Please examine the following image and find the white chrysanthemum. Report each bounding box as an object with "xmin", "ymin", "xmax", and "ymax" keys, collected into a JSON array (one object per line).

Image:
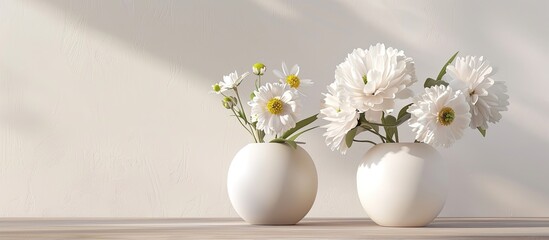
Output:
[
  {"xmin": 273, "ymin": 62, "xmax": 313, "ymax": 91},
  {"xmin": 320, "ymin": 82, "xmax": 360, "ymax": 154},
  {"xmin": 219, "ymin": 71, "xmax": 249, "ymax": 92},
  {"xmin": 408, "ymin": 85, "xmax": 471, "ymax": 147},
  {"xmin": 249, "ymin": 83, "xmax": 300, "ymax": 136},
  {"xmin": 335, "ymin": 43, "xmax": 416, "ymax": 122},
  {"xmin": 446, "ymin": 56, "xmax": 509, "ymax": 130}
]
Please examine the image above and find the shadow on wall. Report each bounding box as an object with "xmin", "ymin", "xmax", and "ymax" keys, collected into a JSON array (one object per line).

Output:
[
  {"xmin": 35, "ymin": 0, "xmax": 450, "ymax": 86},
  {"xmin": 30, "ymin": 0, "xmax": 549, "ymax": 216},
  {"xmin": 36, "ymin": 0, "xmax": 549, "ymax": 83},
  {"xmin": 443, "ymin": 117, "xmax": 549, "ymax": 216}
]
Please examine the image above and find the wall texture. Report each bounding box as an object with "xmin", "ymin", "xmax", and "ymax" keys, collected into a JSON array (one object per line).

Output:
[{"xmin": 1, "ymin": 0, "xmax": 548, "ymax": 217}]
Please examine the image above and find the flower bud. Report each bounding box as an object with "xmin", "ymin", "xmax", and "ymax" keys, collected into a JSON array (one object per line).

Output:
[
  {"xmin": 252, "ymin": 63, "xmax": 266, "ymax": 75},
  {"xmin": 222, "ymin": 96, "xmax": 237, "ymax": 109},
  {"xmin": 222, "ymin": 100, "xmax": 231, "ymax": 109},
  {"xmin": 212, "ymin": 83, "xmax": 221, "ymax": 93},
  {"xmin": 230, "ymin": 96, "xmax": 238, "ymax": 105}
]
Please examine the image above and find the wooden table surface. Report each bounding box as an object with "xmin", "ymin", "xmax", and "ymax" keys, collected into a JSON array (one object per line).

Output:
[{"xmin": 1, "ymin": 218, "xmax": 549, "ymax": 239}]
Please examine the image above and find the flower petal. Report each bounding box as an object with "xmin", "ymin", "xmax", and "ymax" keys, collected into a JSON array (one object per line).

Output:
[
  {"xmin": 282, "ymin": 62, "xmax": 289, "ymax": 76},
  {"xmin": 291, "ymin": 64, "xmax": 300, "ymax": 75},
  {"xmin": 273, "ymin": 69, "xmax": 285, "ymax": 79}
]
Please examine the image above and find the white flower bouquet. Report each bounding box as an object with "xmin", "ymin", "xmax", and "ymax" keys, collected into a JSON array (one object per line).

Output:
[
  {"xmin": 212, "ymin": 62, "xmax": 317, "ymax": 148},
  {"xmin": 321, "ymin": 43, "xmax": 509, "ymax": 154}
]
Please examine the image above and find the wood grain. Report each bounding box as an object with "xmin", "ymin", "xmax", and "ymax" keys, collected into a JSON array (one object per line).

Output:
[{"xmin": 1, "ymin": 218, "xmax": 549, "ymax": 239}]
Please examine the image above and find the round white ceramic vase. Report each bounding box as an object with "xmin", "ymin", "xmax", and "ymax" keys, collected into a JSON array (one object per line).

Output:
[
  {"xmin": 227, "ymin": 143, "xmax": 318, "ymax": 225},
  {"xmin": 357, "ymin": 143, "xmax": 448, "ymax": 227}
]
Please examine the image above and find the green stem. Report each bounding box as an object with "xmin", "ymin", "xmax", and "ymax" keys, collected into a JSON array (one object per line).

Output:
[
  {"xmin": 258, "ymin": 75, "xmax": 262, "ymax": 89},
  {"xmin": 365, "ymin": 120, "xmax": 405, "ymax": 127},
  {"xmin": 381, "ymin": 112, "xmax": 392, "ymax": 143},
  {"xmin": 254, "ymin": 130, "xmax": 260, "ymax": 143},
  {"xmin": 234, "ymin": 88, "xmax": 258, "ymax": 140},
  {"xmin": 250, "ymin": 125, "xmax": 258, "ymax": 142},
  {"xmin": 252, "ymin": 124, "xmax": 264, "ymax": 143},
  {"xmin": 230, "ymin": 108, "xmax": 256, "ymax": 141},
  {"xmin": 361, "ymin": 126, "xmax": 387, "ymax": 143},
  {"xmin": 353, "ymin": 139, "xmax": 377, "ymax": 145},
  {"xmin": 234, "ymin": 89, "xmax": 247, "ymax": 123},
  {"xmin": 395, "ymin": 128, "xmax": 400, "ymax": 143},
  {"xmin": 257, "ymin": 129, "xmax": 265, "ymax": 143}
]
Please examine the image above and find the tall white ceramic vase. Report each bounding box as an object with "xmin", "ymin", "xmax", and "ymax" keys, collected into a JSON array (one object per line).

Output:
[
  {"xmin": 227, "ymin": 143, "xmax": 318, "ymax": 225},
  {"xmin": 357, "ymin": 143, "xmax": 447, "ymax": 227}
]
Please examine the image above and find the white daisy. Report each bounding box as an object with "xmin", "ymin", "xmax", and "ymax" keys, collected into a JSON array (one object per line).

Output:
[
  {"xmin": 273, "ymin": 62, "xmax": 313, "ymax": 91},
  {"xmin": 249, "ymin": 83, "xmax": 300, "ymax": 136},
  {"xmin": 408, "ymin": 85, "xmax": 471, "ymax": 147},
  {"xmin": 335, "ymin": 43, "xmax": 416, "ymax": 121},
  {"xmin": 211, "ymin": 83, "xmax": 222, "ymax": 94},
  {"xmin": 320, "ymin": 82, "xmax": 360, "ymax": 154},
  {"xmin": 219, "ymin": 71, "xmax": 250, "ymax": 92},
  {"xmin": 446, "ymin": 56, "xmax": 509, "ymax": 130}
]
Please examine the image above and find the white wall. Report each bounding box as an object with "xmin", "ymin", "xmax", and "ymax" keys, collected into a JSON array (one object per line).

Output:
[{"xmin": 1, "ymin": 0, "xmax": 548, "ymax": 217}]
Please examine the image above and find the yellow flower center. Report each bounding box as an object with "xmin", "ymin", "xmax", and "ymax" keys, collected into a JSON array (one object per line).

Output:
[
  {"xmin": 286, "ymin": 74, "xmax": 300, "ymax": 88},
  {"xmin": 267, "ymin": 98, "xmax": 284, "ymax": 115},
  {"xmin": 438, "ymin": 107, "xmax": 455, "ymax": 126}
]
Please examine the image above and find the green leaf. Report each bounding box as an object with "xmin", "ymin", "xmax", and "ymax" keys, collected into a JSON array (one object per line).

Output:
[
  {"xmin": 269, "ymin": 138, "xmax": 298, "ymax": 149},
  {"xmin": 397, "ymin": 103, "xmax": 413, "ymax": 121},
  {"xmin": 359, "ymin": 113, "xmax": 380, "ymax": 132},
  {"xmin": 280, "ymin": 114, "xmax": 318, "ymax": 139},
  {"xmin": 424, "ymin": 78, "xmax": 437, "ymax": 88},
  {"xmin": 360, "ymin": 123, "xmax": 371, "ymax": 130},
  {"xmin": 345, "ymin": 127, "xmax": 358, "ymax": 148},
  {"xmin": 477, "ymin": 127, "xmax": 487, "ymax": 137},
  {"xmin": 257, "ymin": 128, "xmax": 265, "ymax": 142},
  {"xmin": 395, "ymin": 114, "xmax": 411, "ymax": 126},
  {"xmin": 361, "ymin": 122, "xmax": 379, "ymax": 132},
  {"xmin": 359, "ymin": 112, "xmax": 367, "ymax": 124},
  {"xmin": 371, "ymin": 124, "xmax": 379, "ymax": 132},
  {"xmin": 288, "ymin": 126, "xmax": 319, "ymax": 141},
  {"xmin": 285, "ymin": 140, "xmax": 297, "ymax": 149},
  {"xmin": 382, "ymin": 115, "xmax": 397, "ymax": 142},
  {"xmin": 424, "ymin": 77, "xmax": 449, "ymax": 88},
  {"xmin": 436, "ymin": 51, "xmax": 459, "ymax": 81},
  {"xmin": 270, "ymin": 138, "xmax": 284, "ymax": 143}
]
